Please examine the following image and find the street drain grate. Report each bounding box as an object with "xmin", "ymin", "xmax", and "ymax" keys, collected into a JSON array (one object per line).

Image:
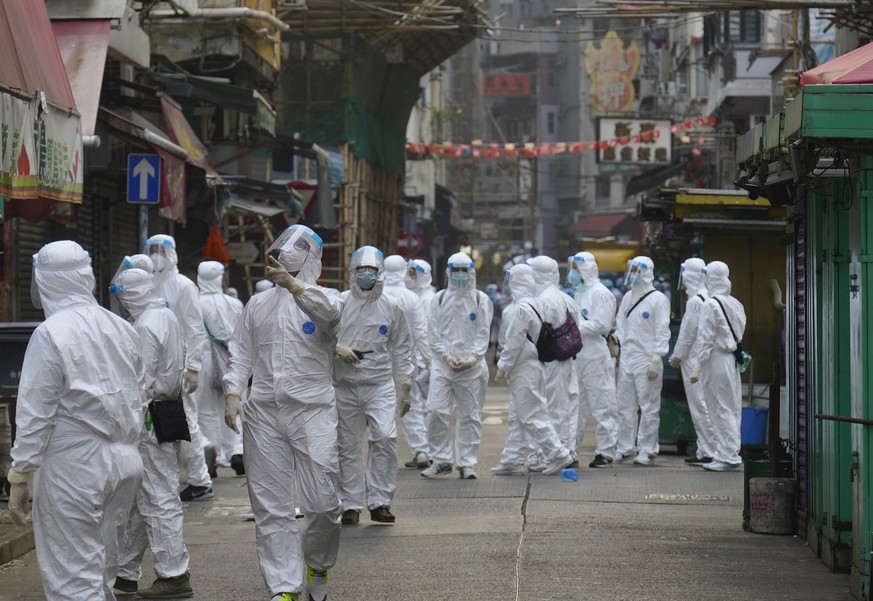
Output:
[{"xmin": 645, "ymin": 494, "xmax": 732, "ymax": 502}]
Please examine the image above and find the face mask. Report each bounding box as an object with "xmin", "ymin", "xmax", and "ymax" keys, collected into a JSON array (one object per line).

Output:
[
  {"xmin": 150, "ymin": 254, "xmax": 168, "ymax": 272},
  {"xmin": 450, "ymin": 271, "xmax": 470, "ymax": 287},
  {"xmin": 356, "ymin": 268, "xmax": 378, "ymax": 290},
  {"xmin": 567, "ymin": 270, "xmax": 581, "ymax": 286},
  {"xmin": 279, "ymin": 248, "xmax": 308, "ymax": 274},
  {"xmin": 626, "ymin": 273, "xmax": 640, "ymax": 288}
]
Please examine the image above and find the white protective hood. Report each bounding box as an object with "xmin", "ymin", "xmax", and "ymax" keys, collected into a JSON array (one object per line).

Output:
[{"xmin": 32, "ymin": 240, "xmax": 98, "ymax": 318}]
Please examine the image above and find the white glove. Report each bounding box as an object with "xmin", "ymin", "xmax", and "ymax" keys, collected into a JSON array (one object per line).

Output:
[
  {"xmin": 452, "ymin": 355, "xmax": 478, "ymax": 372},
  {"xmin": 225, "ymin": 392, "xmax": 244, "ymax": 433},
  {"xmin": 398, "ymin": 380, "xmax": 413, "ymax": 417},
  {"xmin": 647, "ymin": 354, "xmax": 662, "ymax": 381},
  {"xmin": 6, "ymin": 469, "xmax": 31, "ymax": 527},
  {"xmin": 495, "ymin": 369, "xmax": 509, "ymax": 384},
  {"xmin": 184, "ymin": 369, "xmax": 199, "ymax": 394},
  {"xmin": 667, "ymin": 355, "xmax": 681, "ymax": 368},
  {"xmin": 690, "ymin": 363, "xmax": 703, "ymax": 384},
  {"xmin": 336, "ymin": 344, "xmax": 361, "ymax": 364},
  {"xmin": 267, "ymin": 256, "xmax": 306, "ymax": 295}
]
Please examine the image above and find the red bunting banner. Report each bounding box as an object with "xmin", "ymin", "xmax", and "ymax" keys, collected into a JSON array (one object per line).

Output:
[{"xmin": 406, "ymin": 116, "xmax": 716, "ymax": 159}]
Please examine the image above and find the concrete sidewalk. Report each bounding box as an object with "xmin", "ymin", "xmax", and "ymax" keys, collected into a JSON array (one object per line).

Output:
[{"xmin": 0, "ymin": 383, "xmax": 853, "ymax": 600}]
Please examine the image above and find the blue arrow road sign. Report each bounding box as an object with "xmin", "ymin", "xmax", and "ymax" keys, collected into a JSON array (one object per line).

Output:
[{"xmin": 127, "ymin": 153, "xmax": 161, "ymax": 204}]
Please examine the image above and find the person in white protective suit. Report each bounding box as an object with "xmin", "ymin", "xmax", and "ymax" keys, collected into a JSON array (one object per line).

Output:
[
  {"xmin": 492, "ymin": 264, "xmax": 575, "ymax": 475},
  {"xmin": 667, "ymin": 258, "xmax": 718, "ymax": 467},
  {"xmin": 689, "ymin": 261, "xmax": 747, "ymax": 472},
  {"xmin": 222, "ymin": 224, "xmax": 342, "ymax": 601},
  {"xmin": 146, "ymin": 234, "xmax": 214, "ymax": 502},
  {"xmin": 226, "ymin": 287, "xmax": 240, "ymax": 300},
  {"xmin": 110, "ymin": 269, "xmax": 194, "ymax": 599},
  {"xmin": 421, "ymin": 252, "xmax": 493, "ymax": 480},
  {"xmin": 614, "ymin": 256, "xmax": 671, "ymax": 466},
  {"xmin": 526, "ymin": 255, "xmax": 582, "ymax": 467},
  {"xmin": 568, "ymin": 252, "xmax": 620, "ymax": 468},
  {"xmin": 197, "ymin": 261, "xmax": 245, "ymax": 476},
  {"xmin": 218, "ymin": 283, "xmax": 245, "ymax": 469},
  {"xmin": 7, "ymin": 241, "xmax": 144, "ymax": 601},
  {"xmin": 381, "ymin": 254, "xmax": 431, "ymax": 469},
  {"xmin": 334, "ymin": 247, "xmax": 413, "ymax": 525},
  {"xmin": 405, "ymin": 258, "xmax": 437, "ymax": 295}
]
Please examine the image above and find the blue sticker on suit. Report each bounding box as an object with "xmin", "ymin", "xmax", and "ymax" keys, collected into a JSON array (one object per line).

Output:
[{"xmin": 302, "ymin": 321, "xmax": 316, "ymax": 335}]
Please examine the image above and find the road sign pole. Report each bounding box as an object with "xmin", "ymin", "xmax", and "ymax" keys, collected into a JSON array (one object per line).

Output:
[{"xmin": 138, "ymin": 204, "xmax": 148, "ymax": 253}]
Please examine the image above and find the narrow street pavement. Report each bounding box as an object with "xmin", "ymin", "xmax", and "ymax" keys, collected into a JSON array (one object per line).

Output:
[{"xmin": 0, "ymin": 383, "xmax": 852, "ymax": 600}]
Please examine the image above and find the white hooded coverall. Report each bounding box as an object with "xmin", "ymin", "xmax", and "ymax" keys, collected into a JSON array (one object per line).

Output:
[
  {"xmin": 112, "ymin": 268, "xmax": 191, "ymax": 582},
  {"xmin": 614, "ymin": 257, "xmax": 671, "ymax": 458},
  {"xmin": 496, "ymin": 264, "xmax": 573, "ymax": 468},
  {"xmin": 696, "ymin": 261, "xmax": 747, "ymax": 465},
  {"xmin": 671, "ymin": 258, "xmax": 717, "ymax": 461},
  {"xmin": 196, "ymin": 261, "xmax": 244, "ymax": 462},
  {"xmin": 570, "ymin": 252, "xmax": 620, "ymax": 459},
  {"xmin": 527, "ymin": 255, "xmax": 582, "ymax": 455},
  {"xmin": 12, "ymin": 241, "xmax": 144, "ymax": 600},
  {"xmin": 146, "ymin": 234, "xmax": 212, "ymax": 489},
  {"xmin": 381, "ymin": 255, "xmax": 430, "ymax": 461},
  {"xmin": 427, "ymin": 253, "xmax": 493, "ymax": 468},
  {"xmin": 334, "ymin": 248, "xmax": 413, "ymax": 511},
  {"xmin": 223, "ymin": 225, "xmax": 343, "ymax": 596}
]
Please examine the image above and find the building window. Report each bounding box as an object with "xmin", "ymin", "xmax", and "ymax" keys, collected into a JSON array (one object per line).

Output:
[
  {"xmin": 725, "ymin": 10, "xmax": 760, "ymax": 43},
  {"xmin": 547, "ymin": 112, "xmax": 555, "ymax": 135},
  {"xmin": 595, "ymin": 175, "xmax": 610, "ymax": 205}
]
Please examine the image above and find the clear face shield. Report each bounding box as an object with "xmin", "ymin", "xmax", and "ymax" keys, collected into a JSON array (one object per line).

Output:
[
  {"xmin": 350, "ymin": 246, "xmax": 384, "ymax": 291},
  {"xmin": 108, "ymin": 283, "xmax": 132, "ymax": 321},
  {"xmin": 30, "ymin": 254, "xmax": 41, "ymax": 309},
  {"xmin": 266, "ymin": 226, "xmax": 321, "ymax": 276},
  {"xmin": 567, "ymin": 256, "xmax": 583, "ymax": 287},
  {"xmin": 624, "ymin": 260, "xmax": 648, "ymax": 289},
  {"xmin": 678, "ymin": 262, "xmax": 706, "ymax": 293},
  {"xmin": 501, "ymin": 268, "xmax": 512, "ymax": 300},
  {"xmin": 147, "ymin": 239, "xmax": 174, "ymax": 273}
]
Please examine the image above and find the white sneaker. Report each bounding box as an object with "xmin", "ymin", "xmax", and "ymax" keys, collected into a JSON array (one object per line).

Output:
[
  {"xmin": 703, "ymin": 460, "xmax": 742, "ymax": 472},
  {"xmin": 421, "ymin": 462, "xmax": 453, "ymax": 478},
  {"xmin": 632, "ymin": 453, "xmax": 655, "ymax": 466},
  {"xmin": 459, "ymin": 466, "xmax": 478, "ymax": 479},
  {"xmin": 307, "ymin": 566, "xmax": 328, "ymax": 601},
  {"xmin": 543, "ymin": 453, "xmax": 575, "ymax": 475},
  {"xmin": 614, "ymin": 452, "xmax": 636, "ymax": 463},
  {"xmin": 490, "ymin": 463, "xmax": 526, "ymax": 476}
]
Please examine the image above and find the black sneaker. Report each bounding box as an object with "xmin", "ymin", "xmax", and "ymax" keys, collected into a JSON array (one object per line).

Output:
[
  {"xmin": 690, "ymin": 456, "xmax": 714, "ymax": 466},
  {"xmin": 230, "ymin": 454, "xmax": 246, "ymax": 475},
  {"xmin": 137, "ymin": 572, "xmax": 193, "ymax": 598},
  {"xmin": 588, "ymin": 454, "xmax": 612, "ymax": 468},
  {"xmin": 180, "ymin": 485, "xmax": 214, "ymax": 502},
  {"xmin": 113, "ymin": 576, "xmax": 137, "ymax": 594},
  {"xmin": 684, "ymin": 457, "xmax": 699, "ymax": 465}
]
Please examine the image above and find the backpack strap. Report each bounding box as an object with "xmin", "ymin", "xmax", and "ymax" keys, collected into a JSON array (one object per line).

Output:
[
  {"xmin": 521, "ymin": 301, "xmax": 543, "ymax": 345},
  {"xmin": 697, "ymin": 294, "xmax": 705, "ymax": 303},
  {"xmin": 712, "ymin": 296, "xmax": 740, "ymax": 344},
  {"xmin": 625, "ymin": 290, "xmax": 655, "ymax": 319}
]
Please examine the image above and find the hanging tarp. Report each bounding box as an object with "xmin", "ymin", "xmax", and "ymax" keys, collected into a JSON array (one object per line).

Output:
[
  {"xmin": 0, "ymin": 0, "xmax": 83, "ymax": 208},
  {"xmin": 0, "ymin": 91, "xmax": 82, "ymax": 204}
]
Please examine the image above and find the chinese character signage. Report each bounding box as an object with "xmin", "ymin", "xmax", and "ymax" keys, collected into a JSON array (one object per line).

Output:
[
  {"xmin": 483, "ymin": 73, "xmax": 532, "ymax": 97},
  {"xmin": 584, "ymin": 31, "xmax": 640, "ymax": 113},
  {"xmin": 597, "ymin": 118, "xmax": 672, "ymax": 165}
]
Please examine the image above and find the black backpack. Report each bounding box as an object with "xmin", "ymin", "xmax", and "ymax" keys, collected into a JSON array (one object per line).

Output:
[{"xmin": 525, "ymin": 304, "xmax": 583, "ymax": 362}]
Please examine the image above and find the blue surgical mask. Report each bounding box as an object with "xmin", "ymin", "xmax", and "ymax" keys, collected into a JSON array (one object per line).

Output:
[
  {"xmin": 355, "ymin": 268, "xmax": 378, "ymax": 290},
  {"xmin": 626, "ymin": 273, "xmax": 640, "ymax": 288},
  {"xmin": 567, "ymin": 270, "xmax": 581, "ymax": 286},
  {"xmin": 450, "ymin": 271, "xmax": 470, "ymax": 287}
]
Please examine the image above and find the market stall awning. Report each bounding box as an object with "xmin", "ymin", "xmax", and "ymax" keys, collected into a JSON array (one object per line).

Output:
[
  {"xmin": 800, "ymin": 41, "xmax": 873, "ymax": 86},
  {"xmin": 587, "ymin": 247, "xmax": 638, "ymax": 272},
  {"xmin": 52, "ymin": 19, "xmax": 111, "ymax": 138},
  {"xmin": 569, "ymin": 213, "xmax": 634, "ymax": 237},
  {"xmin": 160, "ymin": 97, "xmax": 223, "ymax": 184},
  {"xmin": 0, "ymin": 0, "xmax": 83, "ymax": 209}
]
